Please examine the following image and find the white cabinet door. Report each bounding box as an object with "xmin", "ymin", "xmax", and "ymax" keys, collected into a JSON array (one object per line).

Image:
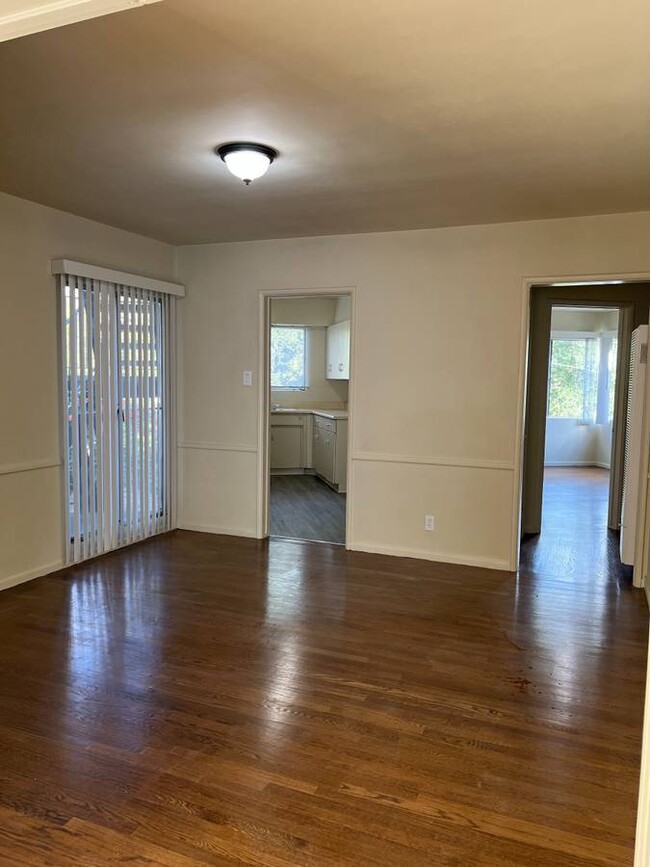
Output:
[
  {"xmin": 326, "ymin": 320, "xmax": 350, "ymax": 380},
  {"xmin": 270, "ymin": 425, "xmax": 302, "ymax": 469},
  {"xmin": 312, "ymin": 427, "xmax": 334, "ymax": 480}
]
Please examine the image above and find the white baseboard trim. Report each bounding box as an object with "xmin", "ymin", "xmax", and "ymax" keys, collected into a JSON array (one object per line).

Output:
[
  {"xmin": 544, "ymin": 461, "xmax": 611, "ymax": 468},
  {"xmin": 350, "ymin": 542, "xmax": 511, "ymax": 572},
  {"xmin": 177, "ymin": 522, "xmax": 259, "ymax": 539},
  {"xmin": 0, "ymin": 560, "xmax": 64, "ymax": 593},
  {"xmin": 544, "ymin": 461, "xmax": 594, "ymax": 467}
]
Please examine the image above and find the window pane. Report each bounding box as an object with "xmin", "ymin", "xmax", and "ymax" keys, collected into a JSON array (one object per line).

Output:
[
  {"xmin": 548, "ymin": 338, "xmax": 598, "ymax": 420},
  {"xmin": 271, "ymin": 327, "xmax": 306, "ymax": 389},
  {"xmin": 608, "ymin": 337, "xmax": 618, "ymax": 422}
]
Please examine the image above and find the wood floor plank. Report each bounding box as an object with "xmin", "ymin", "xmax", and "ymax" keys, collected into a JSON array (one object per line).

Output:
[{"xmin": 0, "ymin": 468, "xmax": 646, "ymax": 864}]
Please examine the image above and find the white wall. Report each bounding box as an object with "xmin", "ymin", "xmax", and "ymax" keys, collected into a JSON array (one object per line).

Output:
[
  {"xmin": 0, "ymin": 192, "xmax": 175, "ymax": 590},
  {"xmin": 176, "ymin": 210, "xmax": 650, "ymax": 570},
  {"xmin": 270, "ymin": 296, "xmax": 348, "ymax": 408}
]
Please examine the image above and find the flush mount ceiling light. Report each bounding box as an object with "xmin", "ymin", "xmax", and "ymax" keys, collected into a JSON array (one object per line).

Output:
[{"xmin": 216, "ymin": 143, "xmax": 278, "ymax": 186}]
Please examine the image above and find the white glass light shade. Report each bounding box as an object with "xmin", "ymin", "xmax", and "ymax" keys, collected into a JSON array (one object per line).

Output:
[{"xmin": 223, "ymin": 149, "xmax": 272, "ymax": 184}]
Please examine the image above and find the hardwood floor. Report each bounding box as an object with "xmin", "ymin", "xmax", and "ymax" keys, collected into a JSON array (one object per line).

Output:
[
  {"xmin": 520, "ymin": 467, "xmax": 629, "ymax": 585},
  {"xmin": 0, "ymin": 521, "xmax": 647, "ymax": 865},
  {"xmin": 270, "ymin": 474, "xmax": 346, "ymax": 544}
]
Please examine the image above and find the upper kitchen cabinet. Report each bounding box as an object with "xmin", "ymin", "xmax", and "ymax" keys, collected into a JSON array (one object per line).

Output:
[{"xmin": 326, "ymin": 319, "xmax": 350, "ymax": 380}]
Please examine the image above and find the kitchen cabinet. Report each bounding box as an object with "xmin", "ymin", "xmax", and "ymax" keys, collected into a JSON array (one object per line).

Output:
[
  {"xmin": 270, "ymin": 413, "xmax": 311, "ymax": 470},
  {"xmin": 312, "ymin": 414, "xmax": 348, "ymax": 492},
  {"xmin": 326, "ymin": 319, "xmax": 350, "ymax": 380},
  {"xmin": 270, "ymin": 425, "xmax": 302, "ymax": 469}
]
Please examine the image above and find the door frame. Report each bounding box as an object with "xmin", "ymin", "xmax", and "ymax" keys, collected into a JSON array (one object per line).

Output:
[
  {"xmin": 256, "ymin": 286, "xmax": 357, "ymax": 544},
  {"xmin": 512, "ymin": 270, "xmax": 650, "ymax": 572},
  {"xmin": 522, "ymin": 293, "xmax": 636, "ymax": 536}
]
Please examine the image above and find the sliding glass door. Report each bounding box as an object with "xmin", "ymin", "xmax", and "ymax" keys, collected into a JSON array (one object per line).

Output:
[{"xmin": 60, "ymin": 273, "xmax": 174, "ymax": 564}]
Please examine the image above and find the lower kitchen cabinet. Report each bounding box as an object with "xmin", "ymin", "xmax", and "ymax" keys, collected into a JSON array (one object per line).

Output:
[
  {"xmin": 312, "ymin": 415, "xmax": 348, "ymax": 492},
  {"xmin": 270, "ymin": 413, "xmax": 311, "ymax": 470}
]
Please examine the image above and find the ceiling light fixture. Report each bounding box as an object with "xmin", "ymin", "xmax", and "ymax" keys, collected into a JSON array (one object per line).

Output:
[{"xmin": 216, "ymin": 142, "xmax": 278, "ymax": 185}]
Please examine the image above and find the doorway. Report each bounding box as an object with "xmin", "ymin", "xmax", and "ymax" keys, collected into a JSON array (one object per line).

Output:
[
  {"xmin": 261, "ymin": 293, "xmax": 352, "ymax": 545},
  {"xmin": 522, "ymin": 305, "xmax": 624, "ymax": 580},
  {"xmin": 520, "ymin": 282, "xmax": 650, "ymax": 584}
]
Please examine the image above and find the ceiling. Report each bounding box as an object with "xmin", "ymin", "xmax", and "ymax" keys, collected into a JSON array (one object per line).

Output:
[{"xmin": 1, "ymin": 0, "xmax": 649, "ymax": 245}]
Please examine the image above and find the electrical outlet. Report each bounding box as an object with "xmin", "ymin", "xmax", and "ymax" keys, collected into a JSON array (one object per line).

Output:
[
  {"xmin": 424, "ymin": 515, "xmax": 435, "ymax": 532},
  {"xmin": 242, "ymin": 370, "xmax": 253, "ymax": 386}
]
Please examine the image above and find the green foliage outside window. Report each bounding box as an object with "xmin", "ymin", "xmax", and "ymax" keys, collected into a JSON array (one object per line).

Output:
[
  {"xmin": 271, "ymin": 326, "xmax": 306, "ymax": 389},
  {"xmin": 548, "ymin": 338, "xmax": 598, "ymax": 422}
]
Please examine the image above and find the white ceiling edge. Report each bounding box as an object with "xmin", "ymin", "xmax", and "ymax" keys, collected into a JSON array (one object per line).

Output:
[{"xmin": 0, "ymin": 0, "xmax": 162, "ymax": 42}]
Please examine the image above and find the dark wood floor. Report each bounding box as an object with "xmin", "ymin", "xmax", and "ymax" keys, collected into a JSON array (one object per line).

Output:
[
  {"xmin": 0, "ymin": 488, "xmax": 647, "ymax": 863},
  {"xmin": 520, "ymin": 467, "xmax": 630, "ymax": 585},
  {"xmin": 270, "ymin": 474, "xmax": 346, "ymax": 544}
]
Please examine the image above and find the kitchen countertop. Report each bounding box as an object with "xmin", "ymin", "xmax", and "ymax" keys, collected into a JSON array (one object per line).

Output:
[{"xmin": 271, "ymin": 408, "xmax": 348, "ymax": 420}]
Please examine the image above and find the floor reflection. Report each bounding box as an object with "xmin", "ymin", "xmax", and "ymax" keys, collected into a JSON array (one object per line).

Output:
[{"xmin": 64, "ymin": 551, "xmax": 165, "ymax": 749}]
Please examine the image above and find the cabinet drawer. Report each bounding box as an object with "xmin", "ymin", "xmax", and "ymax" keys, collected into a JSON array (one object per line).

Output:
[{"xmin": 313, "ymin": 415, "xmax": 336, "ymax": 433}]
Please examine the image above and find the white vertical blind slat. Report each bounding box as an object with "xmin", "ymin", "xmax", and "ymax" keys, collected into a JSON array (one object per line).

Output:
[
  {"xmin": 95, "ymin": 281, "xmax": 105, "ymax": 555},
  {"xmin": 153, "ymin": 294, "xmax": 161, "ymax": 533},
  {"xmin": 138, "ymin": 288, "xmax": 147, "ymax": 537},
  {"xmin": 143, "ymin": 290, "xmax": 152, "ymax": 535},
  {"xmin": 111, "ymin": 284, "xmax": 122, "ymax": 550},
  {"xmin": 59, "ymin": 276, "xmax": 72, "ymax": 564},
  {"xmin": 165, "ymin": 294, "xmax": 173, "ymax": 531},
  {"xmin": 87, "ymin": 280, "xmax": 97, "ymax": 558},
  {"xmin": 69, "ymin": 277, "xmax": 81, "ymax": 563}
]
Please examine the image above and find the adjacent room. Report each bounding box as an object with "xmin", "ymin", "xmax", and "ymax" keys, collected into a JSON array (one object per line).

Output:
[
  {"xmin": 523, "ymin": 306, "xmax": 623, "ymax": 580},
  {"xmin": 269, "ymin": 295, "xmax": 350, "ymax": 544},
  {"xmin": 1, "ymin": 2, "xmax": 650, "ymax": 865}
]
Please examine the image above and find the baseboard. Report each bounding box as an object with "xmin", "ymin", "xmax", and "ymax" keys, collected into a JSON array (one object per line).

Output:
[
  {"xmin": 594, "ymin": 461, "xmax": 611, "ymax": 469},
  {"xmin": 0, "ymin": 560, "xmax": 64, "ymax": 593},
  {"xmin": 544, "ymin": 461, "xmax": 601, "ymax": 467},
  {"xmin": 177, "ymin": 522, "xmax": 259, "ymax": 539},
  {"xmin": 350, "ymin": 542, "xmax": 511, "ymax": 572}
]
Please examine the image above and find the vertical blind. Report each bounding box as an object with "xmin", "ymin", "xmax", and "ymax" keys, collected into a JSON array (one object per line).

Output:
[{"xmin": 60, "ymin": 274, "xmax": 175, "ymax": 564}]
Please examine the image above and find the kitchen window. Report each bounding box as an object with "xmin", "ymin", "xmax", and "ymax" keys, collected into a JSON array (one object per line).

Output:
[{"xmin": 271, "ymin": 325, "xmax": 307, "ymax": 390}]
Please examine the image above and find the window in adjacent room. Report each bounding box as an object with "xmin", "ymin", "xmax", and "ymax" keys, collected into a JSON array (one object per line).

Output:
[
  {"xmin": 547, "ymin": 337, "xmax": 599, "ymax": 423},
  {"xmin": 270, "ymin": 325, "xmax": 307, "ymax": 390}
]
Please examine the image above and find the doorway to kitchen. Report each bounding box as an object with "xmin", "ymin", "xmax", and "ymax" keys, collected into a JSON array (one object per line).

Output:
[{"xmin": 260, "ymin": 293, "xmax": 352, "ymax": 545}]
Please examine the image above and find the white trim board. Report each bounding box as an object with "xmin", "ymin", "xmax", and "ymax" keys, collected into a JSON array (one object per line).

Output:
[
  {"xmin": 1, "ymin": 1, "xmax": 162, "ymax": 43},
  {"xmin": 0, "ymin": 457, "xmax": 60, "ymax": 476},
  {"xmin": 51, "ymin": 258, "xmax": 184, "ymax": 297},
  {"xmin": 178, "ymin": 442, "xmax": 258, "ymax": 454},
  {"xmin": 544, "ymin": 461, "xmax": 611, "ymax": 468},
  {"xmin": 177, "ymin": 523, "xmax": 258, "ymax": 539},
  {"xmin": 353, "ymin": 452, "xmax": 514, "ymax": 472},
  {"xmin": 351, "ymin": 542, "xmax": 511, "ymax": 572},
  {"xmin": 635, "ymin": 627, "xmax": 650, "ymax": 867},
  {"xmin": 0, "ymin": 560, "xmax": 64, "ymax": 593}
]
